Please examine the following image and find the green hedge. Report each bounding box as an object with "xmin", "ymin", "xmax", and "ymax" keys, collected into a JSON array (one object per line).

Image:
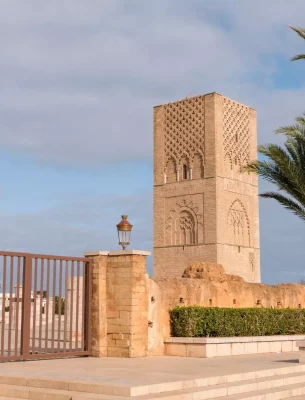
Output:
[{"xmin": 170, "ymin": 307, "xmax": 305, "ymax": 337}]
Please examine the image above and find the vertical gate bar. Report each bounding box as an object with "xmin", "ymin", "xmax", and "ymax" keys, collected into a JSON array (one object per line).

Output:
[
  {"xmin": 85, "ymin": 260, "xmax": 92, "ymax": 354},
  {"xmin": 21, "ymin": 255, "xmax": 32, "ymax": 360},
  {"xmin": 45, "ymin": 258, "xmax": 50, "ymax": 353},
  {"xmin": 81, "ymin": 262, "xmax": 86, "ymax": 351},
  {"xmin": 57, "ymin": 260, "xmax": 63, "ymax": 352},
  {"xmin": 51, "ymin": 259, "xmax": 56, "ymax": 352},
  {"xmin": 7, "ymin": 256, "xmax": 14, "ymax": 356},
  {"xmin": 63, "ymin": 260, "xmax": 68, "ymax": 353},
  {"xmin": 75, "ymin": 261, "xmax": 80, "ymax": 351},
  {"xmin": 31, "ymin": 258, "xmax": 38, "ymax": 353},
  {"xmin": 69, "ymin": 261, "xmax": 74, "ymax": 352},
  {"xmin": 1, "ymin": 256, "xmax": 7, "ymax": 358},
  {"xmin": 0, "ymin": 254, "xmax": 92, "ymax": 361},
  {"xmin": 15, "ymin": 257, "xmax": 21, "ymax": 356},
  {"xmin": 38, "ymin": 259, "xmax": 44, "ymax": 353}
]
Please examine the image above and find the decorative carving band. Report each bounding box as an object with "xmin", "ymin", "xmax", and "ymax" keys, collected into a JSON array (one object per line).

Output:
[
  {"xmin": 227, "ymin": 199, "xmax": 250, "ymax": 246},
  {"xmin": 166, "ymin": 198, "xmax": 203, "ymax": 246},
  {"xmin": 223, "ymin": 98, "xmax": 250, "ymax": 168},
  {"xmin": 164, "ymin": 96, "xmax": 205, "ymax": 170}
]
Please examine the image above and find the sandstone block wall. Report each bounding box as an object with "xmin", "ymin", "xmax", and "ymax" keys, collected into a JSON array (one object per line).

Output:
[
  {"xmin": 85, "ymin": 250, "xmax": 149, "ymax": 358},
  {"xmin": 148, "ymin": 263, "xmax": 305, "ymax": 356},
  {"xmin": 85, "ymin": 252, "xmax": 305, "ymax": 358},
  {"xmin": 107, "ymin": 254, "xmax": 148, "ymax": 357}
]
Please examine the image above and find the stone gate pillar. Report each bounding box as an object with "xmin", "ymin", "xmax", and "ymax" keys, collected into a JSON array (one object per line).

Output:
[
  {"xmin": 106, "ymin": 250, "xmax": 150, "ymax": 358},
  {"xmin": 84, "ymin": 249, "xmax": 150, "ymax": 358}
]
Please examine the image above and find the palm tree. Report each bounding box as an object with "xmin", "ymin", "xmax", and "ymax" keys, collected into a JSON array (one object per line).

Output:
[
  {"xmin": 289, "ymin": 26, "xmax": 305, "ymax": 61},
  {"xmin": 245, "ymin": 114, "xmax": 305, "ymax": 221}
]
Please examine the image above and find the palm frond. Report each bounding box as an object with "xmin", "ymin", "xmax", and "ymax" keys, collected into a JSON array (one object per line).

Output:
[
  {"xmin": 291, "ymin": 54, "xmax": 305, "ymax": 61},
  {"xmin": 295, "ymin": 114, "xmax": 305, "ymax": 127},
  {"xmin": 260, "ymin": 191, "xmax": 305, "ymax": 222},
  {"xmin": 256, "ymin": 145, "xmax": 305, "ymax": 191},
  {"xmin": 247, "ymin": 28, "xmax": 305, "ymax": 222},
  {"xmin": 275, "ymin": 124, "xmax": 305, "ymax": 139},
  {"xmin": 288, "ymin": 25, "xmax": 305, "ymax": 40},
  {"xmin": 245, "ymin": 112, "xmax": 305, "ymax": 220},
  {"xmin": 289, "ymin": 26, "xmax": 305, "ymax": 61}
]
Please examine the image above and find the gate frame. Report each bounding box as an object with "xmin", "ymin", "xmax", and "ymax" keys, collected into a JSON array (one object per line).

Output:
[{"xmin": 0, "ymin": 251, "xmax": 92, "ymax": 362}]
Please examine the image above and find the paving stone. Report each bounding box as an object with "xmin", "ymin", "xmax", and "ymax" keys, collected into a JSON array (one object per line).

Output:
[{"xmin": 0, "ymin": 353, "xmax": 305, "ymax": 399}]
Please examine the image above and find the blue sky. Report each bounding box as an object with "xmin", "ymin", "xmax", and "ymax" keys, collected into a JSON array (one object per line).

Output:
[{"xmin": 0, "ymin": 0, "xmax": 305, "ymax": 283}]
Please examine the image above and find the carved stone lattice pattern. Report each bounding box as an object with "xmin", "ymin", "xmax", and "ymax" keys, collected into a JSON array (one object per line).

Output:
[
  {"xmin": 227, "ymin": 199, "xmax": 250, "ymax": 246},
  {"xmin": 179, "ymin": 214, "xmax": 193, "ymax": 231},
  {"xmin": 178, "ymin": 211, "xmax": 195, "ymax": 245},
  {"xmin": 228, "ymin": 209, "xmax": 244, "ymax": 232},
  {"xmin": 164, "ymin": 96, "xmax": 205, "ymax": 169},
  {"xmin": 223, "ymin": 98, "xmax": 250, "ymax": 167},
  {"xmin": 166, "ymin": 198, "xmax": 203, "ymax": 246}
]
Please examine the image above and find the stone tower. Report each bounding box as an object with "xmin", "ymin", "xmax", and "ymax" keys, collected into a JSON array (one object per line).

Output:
[{"xmin": 153, "ymin": 92, "xmax": 260, "ymax": 282}]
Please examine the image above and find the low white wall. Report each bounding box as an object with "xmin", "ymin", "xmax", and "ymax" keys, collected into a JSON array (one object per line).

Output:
[{"xmin": 165, "ymin": 336, "xmax": 305, "ymax": 358}]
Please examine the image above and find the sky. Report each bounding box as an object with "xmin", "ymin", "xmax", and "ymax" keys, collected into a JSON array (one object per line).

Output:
[{"xmin": 0, "ymin": 0, "xmax": 305, "ymax": 284}]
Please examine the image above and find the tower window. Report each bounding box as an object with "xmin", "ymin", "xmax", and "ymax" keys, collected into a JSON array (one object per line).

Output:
[
  {"xmin": 183, "ymin": 164, "xmax": 188, "ymax": 180},
  {"xmin": 235, "ymin": 133, "xmax": 238, "ymax": 142}
]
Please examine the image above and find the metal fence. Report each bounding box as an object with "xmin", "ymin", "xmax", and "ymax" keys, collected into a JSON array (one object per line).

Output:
[{"xmin": 0, "ymin": 251, "xmax": 92, "ymax": 362}]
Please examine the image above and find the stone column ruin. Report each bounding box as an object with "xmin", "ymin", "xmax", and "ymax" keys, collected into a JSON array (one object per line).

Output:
[{"xmin": 65, "ymin": 276, "xmax": 83, "ymax": 343}]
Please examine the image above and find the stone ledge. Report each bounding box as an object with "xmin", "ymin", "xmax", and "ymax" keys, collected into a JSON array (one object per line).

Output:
[
  {"xmin": 84, "ymin": 251, "xmax": 109, "ymax": 256},
  {"xmin": 165, "ymin": 336, "xmax": 305, "ymax": 358},
  {"xmin": 166, "ymin": 335, "xmax": 305, "ymax": 344},
  {"xmin": 108, "ymin": 250, "xmax": 151, "ymax": 256},
  {"xmin": 85, "ymin": 250, "xmax": 151, "ymax": 257}
]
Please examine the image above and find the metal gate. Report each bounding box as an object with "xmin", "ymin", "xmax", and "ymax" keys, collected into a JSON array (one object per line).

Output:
[{"xmin": 0, "ymin": 251, "xmax": 92, "ymax": 362}]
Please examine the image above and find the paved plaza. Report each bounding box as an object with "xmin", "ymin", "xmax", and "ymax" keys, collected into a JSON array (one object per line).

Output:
[{"xmin": 0, "ymin": 352, "xmax": 299, "ymax": 385}]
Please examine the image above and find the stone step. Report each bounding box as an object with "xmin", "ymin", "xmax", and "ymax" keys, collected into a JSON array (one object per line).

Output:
[
  {"xmin": 2, "ymin": 368, "xmax": 305, "ymax": 400},
  {"xmin": 0, "ymin": 384, "xmax": 115, "ymax": 400},
  {"xmin": 129, "ymin": 372, "xmax": 305, "ymax": 400},
  {"xmin": 0, "ymin": 376, "xmax": 130, "ymax": 397},
  {"xmin": 212, "ymin": 382, "xmax": 305, "ymax": 399},
  {"xmin": 3, "ymin": 372, "xmax": 305, "ymax": 400},
  {"xmin": 1, "ymin": 364, "xmax": 305, "ymax": 398}
]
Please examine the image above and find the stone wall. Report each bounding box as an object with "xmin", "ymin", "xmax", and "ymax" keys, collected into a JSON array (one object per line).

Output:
[
  {"xmin": 85, "ymin": 250, "xmax": 150, "ymax": 358},
  {"xmin": 84, "ymin": 252, "xmax": 305, "ymax": 359},
  {"xmin": 148, "ymin": 262, "xmax": 305, "ymax": 356}
]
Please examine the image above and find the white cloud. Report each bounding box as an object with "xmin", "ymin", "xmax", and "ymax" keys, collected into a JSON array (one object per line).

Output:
[{"xmin": 0, "ymin": 0, "xmax": 304, "ymax": 164}]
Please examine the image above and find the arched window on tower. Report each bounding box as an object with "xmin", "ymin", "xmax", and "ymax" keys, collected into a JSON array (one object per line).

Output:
[
  {"xmin": 183, "ymin": 164, "xmax": 188, "ymax": 180},
  {"xmin": 176, "ymin": 210, "xmax": 196, "ymax": 245}
]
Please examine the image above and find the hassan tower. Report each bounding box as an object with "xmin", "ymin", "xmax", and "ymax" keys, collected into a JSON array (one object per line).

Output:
[{"xmin": 153, "ymin": 92, "xmax": 260, "ymax": 283}]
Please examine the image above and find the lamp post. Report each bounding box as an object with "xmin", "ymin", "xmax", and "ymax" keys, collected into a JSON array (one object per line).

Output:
[{"xmin": 116, "ymin": 215, "xmax": 133, "ymax": 250}]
